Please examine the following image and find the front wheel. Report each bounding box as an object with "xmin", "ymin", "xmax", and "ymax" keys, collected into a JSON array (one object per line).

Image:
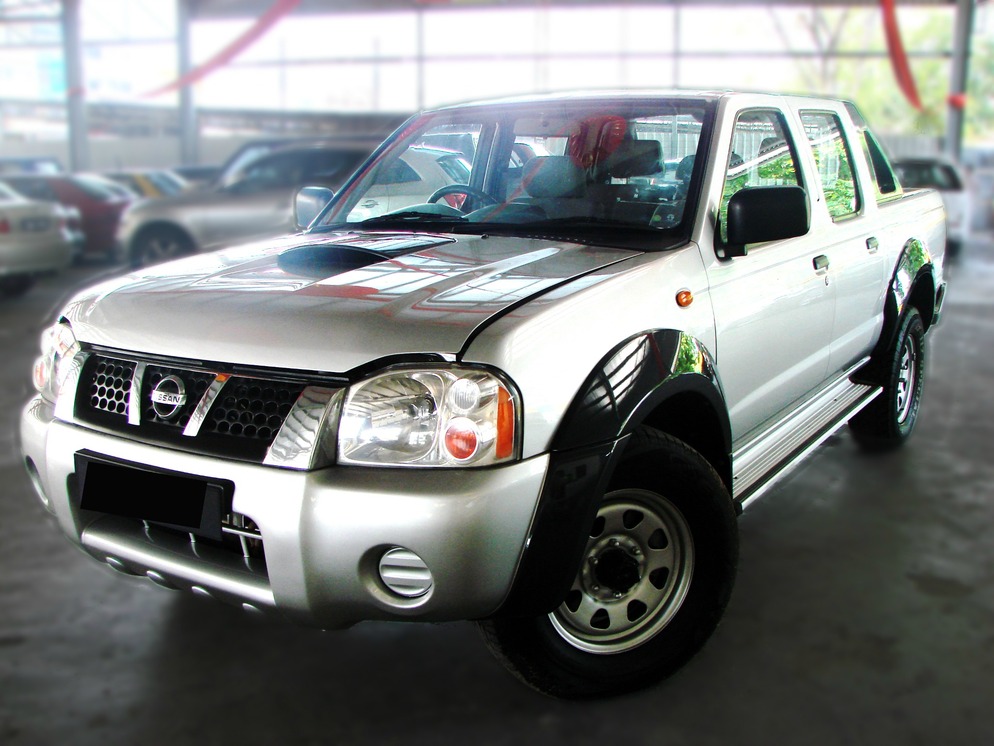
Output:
[
  {"xmin": 0, "ymin": 275, "xmax": 34, "ymax": 297},
  {"xmin": 850, "ymin": 307, "xmax": 926, "ymax": 450},
  {"xmin": 132, "ymin": 226, "xmax": 193, "ymax": 268},
  {"xmin": 478, "ymin": 428, "xmax": 738, "ymax": 699}
]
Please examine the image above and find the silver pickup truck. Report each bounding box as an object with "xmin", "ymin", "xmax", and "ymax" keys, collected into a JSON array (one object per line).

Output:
[{"xmin": 21, "ymin": 91, "xmax": 946, "ymax": 699}]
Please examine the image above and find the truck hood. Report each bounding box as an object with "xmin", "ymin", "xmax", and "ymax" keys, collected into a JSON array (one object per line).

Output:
[{"xmin": 63, "ymin": 231, "xmax": 639, "ymax": 374}]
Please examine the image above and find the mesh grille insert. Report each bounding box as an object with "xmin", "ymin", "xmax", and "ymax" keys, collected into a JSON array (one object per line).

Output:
[
  {"xmin": 204, "ymin": 379, "xmax": 304, "ymax": 443},
  {"xmin": 88, "ymin": 358, "xmax": 135, "ymax": 418}
]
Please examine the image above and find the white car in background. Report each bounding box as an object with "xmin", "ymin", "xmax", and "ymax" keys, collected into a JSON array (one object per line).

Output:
[
  {"xmin": 894, "ymin": 157, "xmax": 971, "ymax": 257},
  {"xmin": 0, "ymin": 180, "xmax": 75, "ymax": 296},
  {"xmin": 344, "ymin": 146, "xmax": 472, "ymax": 221}
]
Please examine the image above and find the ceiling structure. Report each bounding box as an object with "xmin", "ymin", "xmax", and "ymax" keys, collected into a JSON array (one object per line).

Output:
[
  {"xmin": 179, "ymin": 0, "xmax": 981, "ymax": 165},
  {"xmin": 0, "ymin": 0, "xmax": 982, "ymax": 168},
  {"xmin": 187, "ymin": 0, "xmax": 966, "ymax": 18}
]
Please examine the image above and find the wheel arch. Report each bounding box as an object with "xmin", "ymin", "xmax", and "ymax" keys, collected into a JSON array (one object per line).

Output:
[
  {"xmin": 549, "ymin": 329, "xmax": 732, "ymax": 487},
  {"xmin": 856, "ymin": 237, "xmax": 937, "ymax": 387},
  {"xmin": 494, "ymin": 329, "xmax": 732, "ymax": 618}
]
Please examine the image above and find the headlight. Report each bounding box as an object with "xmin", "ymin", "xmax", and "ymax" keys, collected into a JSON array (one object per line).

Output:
[
  {"xmin": 338, "ymin": 366, "xmax": 518, "ymax": 467},
  {"xmin": 32, "ymin": 322, "xmax": 81, "ymax": 404}
]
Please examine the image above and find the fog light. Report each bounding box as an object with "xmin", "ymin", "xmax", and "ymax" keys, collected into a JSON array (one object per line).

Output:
[{"xmin": 378, "ymin": 547, "xmax": 433, "ymax": 598}]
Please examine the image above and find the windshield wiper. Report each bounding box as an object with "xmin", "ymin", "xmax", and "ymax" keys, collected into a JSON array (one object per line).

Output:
[
  {"xmin": 522, "ymin": 216, "xmax": 649, "ymax": 228},
  {"xmin": 357, "ymin": 211, "xmax": 469, "ymax": 228}
]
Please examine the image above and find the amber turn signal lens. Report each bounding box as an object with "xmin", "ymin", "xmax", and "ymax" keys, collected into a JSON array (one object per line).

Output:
[
  {"xmin": 676, "ymin": 290, "xmax": 694, "ymax": 308},
  {"xmin": 495, "ymin": 386, "xmax": 515, "ymax": 460}
]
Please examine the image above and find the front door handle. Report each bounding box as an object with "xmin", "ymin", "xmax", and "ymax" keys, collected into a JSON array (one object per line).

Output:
[
  {"xmin": 813, "ymin": 254, "xmax": 830, "ymax": 272},
  {"xmin": 866, "ymin": 237, "xmax": 880, "ymax": 253}
]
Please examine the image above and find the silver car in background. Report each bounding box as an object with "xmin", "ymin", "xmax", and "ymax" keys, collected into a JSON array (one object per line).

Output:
[{"xmin": 116, "ymin": 138, "xmax": 380, "ymax": 267}]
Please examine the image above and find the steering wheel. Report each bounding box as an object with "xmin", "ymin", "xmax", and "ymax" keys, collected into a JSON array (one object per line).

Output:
[{"xmin": 427, "ymin": 184, "xmax": 499, "ymax": 211}]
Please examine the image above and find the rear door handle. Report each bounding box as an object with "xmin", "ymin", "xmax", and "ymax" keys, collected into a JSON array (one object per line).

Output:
[
  {"xmin": 813, "ymin": 254, "xmax": 830, "ymax": 272},
  {"xmin": 866, "ymin": 237, "xmax": 879, "ymax": 253}
]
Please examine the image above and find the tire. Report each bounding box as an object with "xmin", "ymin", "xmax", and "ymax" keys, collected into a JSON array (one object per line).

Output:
[
  {"xmin": 850, "ymin": 307, "xmax": 925, "ymax": 450},
  {"xmin": 478, "ymin": 428, "xmax": 738, "ymax": 699},
  {"xmin": 0, "ymin": 275, "xmax": 35, "ymax": 297},
  {"xmin": 132, "ymin": 226, "xmax": 193, "ymax": 268}
]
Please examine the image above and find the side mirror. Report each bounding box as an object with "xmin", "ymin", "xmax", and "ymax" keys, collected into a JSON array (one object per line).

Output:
[
  {"xmin": 294, "ymin": 186, "xmax": 335, "ymax": 229},
  {"xmin": 724, "ymin": 185, "xmax": 809, "ymax": 256}
]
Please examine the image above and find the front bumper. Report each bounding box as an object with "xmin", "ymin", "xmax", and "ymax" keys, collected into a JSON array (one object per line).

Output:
[{"xmin": 21, "ymin": 396, "xmax": 548, "ymax": 629}]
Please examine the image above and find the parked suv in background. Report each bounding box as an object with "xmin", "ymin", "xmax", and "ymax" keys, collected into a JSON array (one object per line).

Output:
[
  {"xmin": 893, "ymin": 157, "xmax": 970, "ymax": 257},
  {"xmin": 116, "ymin": 138, "xmax": 381, "ymax": 267}
]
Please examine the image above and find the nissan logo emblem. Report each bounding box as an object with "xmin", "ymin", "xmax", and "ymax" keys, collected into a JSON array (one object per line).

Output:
[{"xmin": 150, "ymin": 375, "xmax": 188, "ymax": 420}]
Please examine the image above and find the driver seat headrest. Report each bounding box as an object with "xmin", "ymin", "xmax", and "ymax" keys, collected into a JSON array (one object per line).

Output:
[{"xmin": 523, "ymin": 156, "xmax": 586, "ymax": 198}]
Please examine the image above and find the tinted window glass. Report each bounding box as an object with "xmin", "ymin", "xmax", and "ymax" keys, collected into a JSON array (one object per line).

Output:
[
  {"xmin": 894, "ymin": 162, "xmax": 963, "ymax": 191},
  {"xmin": 0, "ymin": 181, "xmax": 23, "ymax": 201},
  {"xmin": 378, "ymin": 159, "xmax": 421, "ymax": 185},
  {"xmin": 800, "ymin": 111, "xmax": 860, "ymax": 220},
  {"xmin": 4, "ymin": 178, "xmax": 54, "ymax": 201},
  {"xmin": 861, "ymin": 131, "xmax": 901, "ymax": 200}
]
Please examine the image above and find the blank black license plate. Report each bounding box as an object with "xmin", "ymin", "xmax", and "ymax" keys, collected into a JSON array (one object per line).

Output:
[{"xmin": 75, "ymin": 453, "xmax": 230, "ymax": 541}]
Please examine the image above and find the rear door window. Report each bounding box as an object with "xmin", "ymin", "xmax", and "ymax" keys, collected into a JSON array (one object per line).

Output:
[{"xmin": 800, "ymin": 111, "xmax": 860, "ymax": 220}]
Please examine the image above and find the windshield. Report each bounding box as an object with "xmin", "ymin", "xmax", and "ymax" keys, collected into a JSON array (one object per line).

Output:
[
  {"xmin": 314, "ymin": 97, "xmax": 713, "ymax": 248},
  {"xmin": 0, "ymin": 181, "xmax": 23, "ymax": 202}
]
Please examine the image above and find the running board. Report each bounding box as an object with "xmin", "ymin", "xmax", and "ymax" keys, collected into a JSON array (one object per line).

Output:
[{"xmin": 733, "ymin": 371, "xmax": 881, "ymax": 509}]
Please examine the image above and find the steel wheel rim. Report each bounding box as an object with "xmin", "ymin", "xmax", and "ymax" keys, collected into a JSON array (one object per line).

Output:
[
  {"xmin": 895, "ymin": 334, "xmax": 918, "ymax": 425},
  {"xmin": 140, "ymin": 235, "xmax": 182, "ymax": 264},
  {"xmin": 549, "ymin": 488, "xmax": 695, "ymax": 655}
]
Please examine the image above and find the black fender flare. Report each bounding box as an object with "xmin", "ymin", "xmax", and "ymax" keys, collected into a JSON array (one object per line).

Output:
[
  {"xmin": 494, "ymin": 329, "xmax": 731, "ymax": 618},
  {"xmin": 855, "ymin": 238, "xmax": 937, "ymax": 386}
]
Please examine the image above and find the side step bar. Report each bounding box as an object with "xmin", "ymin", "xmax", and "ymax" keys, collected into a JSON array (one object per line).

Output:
[{"xmin": 733, "ymin": 369, "xmax": 881, "ymax": 509}]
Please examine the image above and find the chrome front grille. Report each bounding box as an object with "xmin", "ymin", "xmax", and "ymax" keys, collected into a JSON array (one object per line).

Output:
[{"xmin": 72, "ymin": 351, "xmax": 343, "ymax": 468}]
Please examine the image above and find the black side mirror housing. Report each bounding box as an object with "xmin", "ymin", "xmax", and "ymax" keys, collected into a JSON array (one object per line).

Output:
[
  {"xmin": 294, "ymin": 186, "xmax": 335, "ymax": 230},
  {"xmin": 724, "ymin": 185, "xmax": 810, "ymax": 256}
]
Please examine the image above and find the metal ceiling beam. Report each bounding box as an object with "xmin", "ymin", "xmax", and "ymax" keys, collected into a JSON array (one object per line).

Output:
[{"xmin": 188, "ymin": 0, "xmax": 962, "ymax": 18}]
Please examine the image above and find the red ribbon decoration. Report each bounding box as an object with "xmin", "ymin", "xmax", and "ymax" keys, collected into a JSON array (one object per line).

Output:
[
  {"xmin": 881, "ymin": 0, "xmax": 923, "ymax": 111},
  {"xmin": 143, "ymin": 0, "xmax": 301, "ymax": 98}
]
